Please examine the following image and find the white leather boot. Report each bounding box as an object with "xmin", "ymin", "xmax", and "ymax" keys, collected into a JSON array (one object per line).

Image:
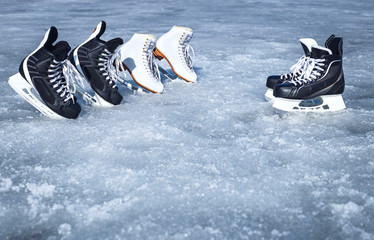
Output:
[
  {"xmin": 119, "ymin": 33, "xmax": 163, "ymax": 93},
  {"xmin": 154, "ymin": 26, "xmax": 197, "ymax": 83}
]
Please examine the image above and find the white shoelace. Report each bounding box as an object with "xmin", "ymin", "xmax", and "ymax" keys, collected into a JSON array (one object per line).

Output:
[
  {"xmin": 143, "ymin": 41, "xmax": 161, "ymax": 82},
  {"xmin": 106, "ymin": 48, "xmax": 146, "ymax": 93},
  {"xmin": 290, "ymin": 58, "xmax": 326, "ymax": 86},
  {"xmin": 48, "ymin": 59, "xmax": 84, "ymax": 103},
  {"xmin": 280, "ymin": 56, "xmax": 309, "ymax": 80},
  {"xmin": 184, "ymin": 44, "xmax": 195, "ymax": 69},
  {"xmin": 180, "ymin": 33, "xmax": 195, "ymax": 70},
  {"xmin": 147, "ymin": 51, "xmax": 161, "ymax": 81},
  {"xmin": 98, "ymin": 49, "xmax": 127, "ymax": 88},
  {"xmin": 110, "ymin": 49, "xmax": 128, "ymax": 83}
]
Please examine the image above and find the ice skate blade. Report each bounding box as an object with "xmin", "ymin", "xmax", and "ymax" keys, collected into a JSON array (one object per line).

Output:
[
  {"xmin": 264, "ymin": 89, "xmax": 275, "ymax": 102},
  {"xmin": 92, "ymin": 94, "xmax": 115, "ymax": 107},
  {"xmin": 74, "ymin": 86, "xmax": 114, "ymax": 107},
  {"xmin": 159, "ymin": 66, "xmax": 179, "ymax": 81},
  {"xmin": 272, "ymin": 95, "xmax": 346, "ymax": 112},
  {"xmin": 8, "ymin": 73, "xmax": 65, "ymax": 119}
]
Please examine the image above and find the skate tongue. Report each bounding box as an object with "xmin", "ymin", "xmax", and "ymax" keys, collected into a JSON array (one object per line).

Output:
[
  {"xmin": 43, "ymin": 26, "xmax": 59, "ymax": 52},
  {"xmin": 324, "ymin": 34, "xmax": 335, "ymax": 48},
  {"xmin": 299, "ymin": 38, "xmax": 318, "ymax": 56},
  {"xmin": 311, "ymin": 46, "xmax": 332, "ymax": 59},
  {"xmin": 52, "ymin": 41, "xmax": 71, "ymax": 61},
  {"xmin": 106, "ymin": 38, "xmax": 124, "ymax": 53},
  {"xmin": 91, "ymin": 21, "xmax": 107, "ymax": 39}
]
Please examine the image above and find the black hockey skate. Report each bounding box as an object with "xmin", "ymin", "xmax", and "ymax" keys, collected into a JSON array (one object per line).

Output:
[
  {"xmin": 9, "ymin": 27, "xmax": 81, "ymax": 119},
  {"xmin": 265, "ymin": 35, "xmax": 338, "ymax": 101},
  {"xmin": 272, "ymin": 36, "xmax": 345, "ymax": 112},
  {"xmin": 69, "ymin": 21, "xmax": 124, "ymax": 106}
]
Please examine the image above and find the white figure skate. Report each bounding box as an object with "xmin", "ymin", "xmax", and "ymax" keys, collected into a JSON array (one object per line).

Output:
[
  {"xmin": 119, "ymin": 34, "xmax": 163, "ymax": 93},
  {"xmin": 154, "ymin": 26, "xmax": 197, "ymax": 83}
]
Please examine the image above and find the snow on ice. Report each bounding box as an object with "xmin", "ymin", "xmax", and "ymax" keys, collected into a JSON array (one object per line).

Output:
[{"xmin": 0, "ymin": 0, "xmax": 374, "ymax": 239}]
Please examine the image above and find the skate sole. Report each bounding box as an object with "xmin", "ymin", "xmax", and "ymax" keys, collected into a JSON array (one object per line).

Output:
[
  {"xmin": 153, "ymin": 47, "xmax": 195, "ymax": 83},
  {"xmin": 272, "ymin": 94, "xmax": 346, "ymax": 112},
  {"xmin": 8, "ymin": 73, "xmax": 65, "ymax": 119}
]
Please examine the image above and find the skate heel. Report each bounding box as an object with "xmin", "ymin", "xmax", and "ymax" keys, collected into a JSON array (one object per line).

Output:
[{"xmin": 153, "ymin": 47, "xmax": 165, "ymax": 60}]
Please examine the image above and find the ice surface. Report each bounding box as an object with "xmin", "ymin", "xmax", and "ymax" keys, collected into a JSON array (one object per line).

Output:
[{"xmin": 1, "ymin": 0, "xmax": 374, "ymax": 239}]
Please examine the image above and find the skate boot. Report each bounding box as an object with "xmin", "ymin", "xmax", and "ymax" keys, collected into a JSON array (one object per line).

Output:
[
  {"xmin": 265, "ymin": 38, "xmax": 318, "ymax": 101},
  {"xmin": 69, "ymin": 21, "xmax": 124, "ymax": 106},
  {"xmin": 8, "ymin": 27, "xmax": 81, "ymax": 119},
  {"xmin": 153, "ymin": 26, "xmax": 197, "ymax": 83},
  {"xmin": 272, "ymin": 36, "xmax": 345, "ymax": 112},
  {"xmin": 119, "ymin": 33, "xmax": 163, "ymax": 93}
]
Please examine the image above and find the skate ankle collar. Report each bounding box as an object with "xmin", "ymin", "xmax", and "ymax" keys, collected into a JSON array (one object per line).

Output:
[
  {"xmin": 173, "ymin": 26, "xmax": 193, "ymax": 32},
  {"xmin": 311, "ymin": 46, "xmax": 332, "ymax": 56},
  {"xmin": 134, "ymin": 33, "xmax": 156, "ymax": 39}
]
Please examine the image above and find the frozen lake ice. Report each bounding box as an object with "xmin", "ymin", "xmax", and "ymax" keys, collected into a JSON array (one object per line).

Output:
[{"xmin": 0, "ymin": 0, "xmax": 374, "ymax": 239}]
